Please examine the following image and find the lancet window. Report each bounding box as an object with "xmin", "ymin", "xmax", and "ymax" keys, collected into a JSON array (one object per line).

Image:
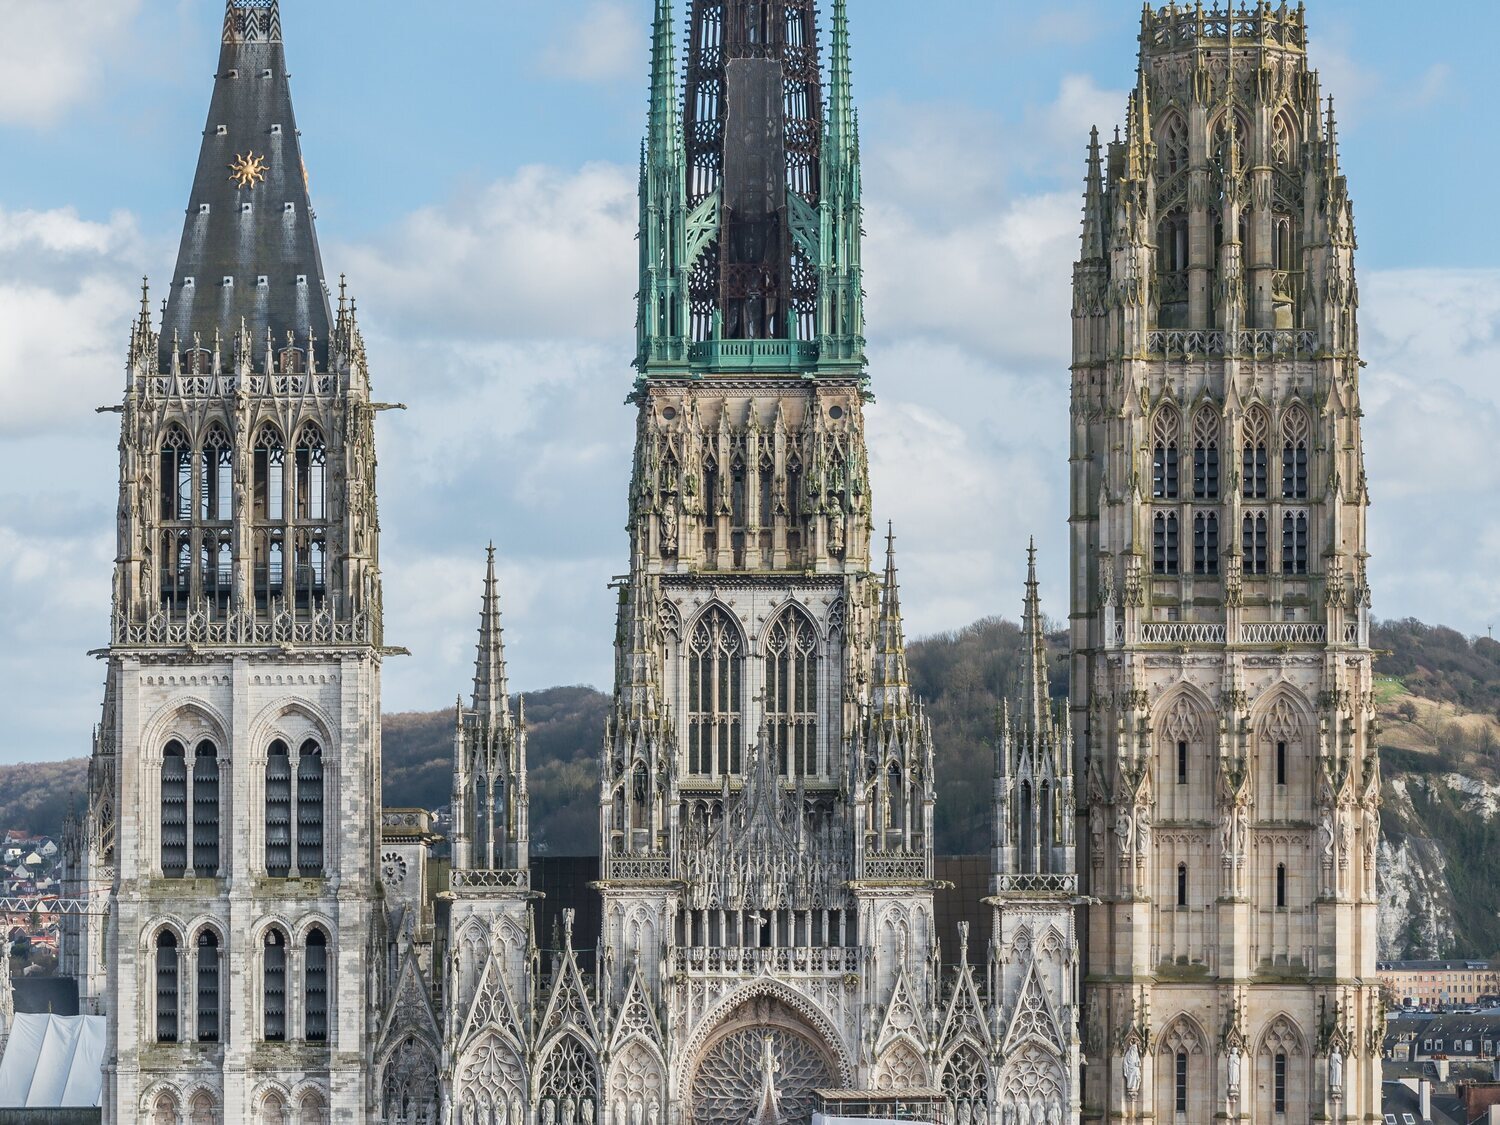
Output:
[
  {"xmin": 200, "ymin": 425, "xmax": 233, "ymax": 522},
  {"xmin": 1151, "ymin": 407, "xmax": 1180, "ymax": 499},
  {"xmin": 765, "ymin": 609, "xmax": 818, "ymax": 777},
  {"xmin": 1281, "ymin": 407, "xmax": 1310, "ymax": 499},
  {"xmin": 1272, "ymin": 113, "xmax": 1296, "ymax": 169},
  {"xmin": 687, "ymin": 607, "xmax": 743, "ymax": 775},
  {"xmin": 196, "ymin": 929, "xmax": 220, "ymax": 1042},
  {"xmin": 296, "ymin": 740, "xmax": 324, "ymax": 875},
  {"xmin": 161, "ymin": 740, "xmax": 188, "ymax": 876},
  {"xmin": 160, "ymin": 425, "xmax": 193, "ymax": 521},
  {"xmin": 263, "ymin": 928, "xmax": 287, "ymax": 1041},
  {"xmin": 1153, "ymin": 512, "xmax": 1179, "ymax": 576},
  {"xmin": 305, "ymin": 927, "xmax": 329, "ymax": 1042},
  {"xmin": 1159, "ymin": 113, "xmax": 1190, "ymax": 177},
  {"xmin": 254, "ymin": 427, "xmax": 285, "ymax": 521},
  {"xmin": 1281, "ymin": 512, "xmax": 1309, "ymax": 575},
  {"xmin": 1242, "ymin": 408, "xmax": 1270, "ymax": 499},
  {"xmin": 1192, "ymin": 411, "xmax": 1219, "ymax": 500},
  {"xmin": 1242, "ymin": 512, "xmax": 1269, "ymax": 575},
  {"xmin": 294, "ymin": 426, "xmax": 326, "ymax": 521},
  {"xmin": 153, "ymin": 1092, "xmax": 180, "ymax": 1125},
  {"xmin": 155, "ymin": 929, "xmax": 179, "ymax": 1042},
  {"xmin": 265, "ymin": 740, "xmax": 293, "ymax": 876},
  {"xmin": 189, "ymin": 1090, "xmax": 219, "ymax": 1125},
  {"xmin": 1193, "ymin": 512, "xmax": 1219, "ymax": 576},
  {"xmin": 192, "ymin": 740, "xmax": 220, "ymax": 876}
]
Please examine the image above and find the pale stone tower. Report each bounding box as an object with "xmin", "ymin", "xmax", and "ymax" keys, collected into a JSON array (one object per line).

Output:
[
  {"xmin": 81, "ymin": 2, "xmax": 387, "ymax": 1120},
  {"xmin": 987, "ymin": 544, "xmax": 1081, "ymax": 1123},
  {"xmin": 596, "ymin": 1, "xmax": 944, "ymax": 1121},
  {"xmin": 1071, "ymin": 5, "xmax": 1380, "ymax": 1123},
  {"xmin": 438, "ymin": 549, "xmax": 542, "ymax": 1120}
]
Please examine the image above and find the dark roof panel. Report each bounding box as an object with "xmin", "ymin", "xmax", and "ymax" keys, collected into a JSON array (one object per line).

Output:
[{"xmin": 160, "ymin": 1, "xmax": 330, "ymax": 367}]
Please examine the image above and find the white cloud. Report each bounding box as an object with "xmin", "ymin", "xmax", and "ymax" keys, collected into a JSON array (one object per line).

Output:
[
  {"xmin": 539, "ymin": 1, "xmax": 640, "ymax": 84},
  {"xmin": 0, "ymin": 0, "xmax": 142, "ymax": 127}
]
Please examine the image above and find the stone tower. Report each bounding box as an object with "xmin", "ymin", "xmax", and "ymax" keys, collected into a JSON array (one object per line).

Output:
[
  {"xmin": 81, "ymin": 2, "xmax": 387, "ymax": 1119},
  {"xmin": 987, "ymin": 544, "xmax": 1081, "ymax": 1122},
  {"xmin": 598, "ymin": 1, "xmax": 943, "ymax": 1120},
  {"xmin": 1070, "ymin": 4, "xmax": 1380, "ymax": 1122}
]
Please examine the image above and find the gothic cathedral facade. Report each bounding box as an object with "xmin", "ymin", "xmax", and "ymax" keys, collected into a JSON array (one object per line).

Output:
[
  {"xmin": 60, "ymin": 2, "xmax": 1386, "ymax": 1125},
  {"xmin": 1069, "ymin": 6, "xmax": 1381, "ymax": 1123}
]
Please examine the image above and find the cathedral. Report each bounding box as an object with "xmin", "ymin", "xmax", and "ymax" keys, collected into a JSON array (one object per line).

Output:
[{"xmin": 55, "ymin": 2, "xmax": 1379, "ymax": 1123}]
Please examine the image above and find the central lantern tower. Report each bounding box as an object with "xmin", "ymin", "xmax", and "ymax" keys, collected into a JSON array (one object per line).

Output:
[{"xmin": 599, "ymin": 2, "xmax": 943, "ymax": 1121}]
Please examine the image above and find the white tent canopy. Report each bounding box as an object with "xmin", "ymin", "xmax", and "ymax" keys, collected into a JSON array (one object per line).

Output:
[{"xmin": 0, "ymin": 1013, "xmax": 105, "ymax": 1107}]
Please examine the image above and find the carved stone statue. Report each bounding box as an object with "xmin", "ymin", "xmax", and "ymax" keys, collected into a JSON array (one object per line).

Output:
[
  {"xmin": 1328, "ymin": 1045, "xmax": 1344, "ymax": 1095},
  {"xmin": 1227, "ymin": 1045, "xmax": 1242, "ymax": 1098},
  {"xmin": 543, "ymin": 1100, "xmax": 556, "ymax": 1125},
  {"xmin": 1123, "ymin": 1040, "xmax": 1143, "ymax": 1097}
]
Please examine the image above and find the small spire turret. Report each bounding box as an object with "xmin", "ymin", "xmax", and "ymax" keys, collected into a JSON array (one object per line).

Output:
[{"xmin": 472, "ymin": 544, "xmax": 510, "ymax": 725}]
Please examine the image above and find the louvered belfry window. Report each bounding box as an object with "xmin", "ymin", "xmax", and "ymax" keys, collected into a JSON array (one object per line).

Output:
[
  {"xmin": 265, "ymin": 740, "xmax": 293, "ymax": 875},
  {"xmin": 263, "ymin": 929, "xmax": 287, "ymax": 1041},
  {"xmin": 297, "ymin": 740, "xmax": 324, "ymax": 875},
  {"xmin": 196, "ymin": 930, "xmax": 220, "ymax": 1042},
  {"xmin": 192, "ymin": 740, "xmax": 220, "ymax": 876},
  {"xmin": 687, "ymin": 607, "xmax": 743, "ymax": 776},
  {"xmin": 155, "ymin": 931, "xmax": 179, "ymax": 1042},
  {"xmin": 161, "ymin": 741, "xmax": 188, "ymax": 876},
  {"xmin": 305, "ymin": 928, "xmax": 329, "ymax": 1042}
]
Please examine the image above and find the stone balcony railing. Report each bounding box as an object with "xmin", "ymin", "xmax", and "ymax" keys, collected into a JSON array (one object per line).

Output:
[
  {"xmin": 674, "ymin": 945, "xmax": 860, "ymax": 977},
  {"xmin": 991, "ymin": 872, "xmax": 1079, "ymax": 895},
  {"xmin": 1147, "ymin": 329, "xmax": 1318, "ymax": 357}
]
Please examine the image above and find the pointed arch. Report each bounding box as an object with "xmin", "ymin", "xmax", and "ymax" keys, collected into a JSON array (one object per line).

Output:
[
  {"xmin": 763, "ymin": 604, "xmax": 819, "ymax": 778},
  {"xmin": 1156, "ymin": 1014, "xmax": 1209, "ymax": 1121},
  {"xmin": 293, "ymin": 422, "xmax": 326, "ymax": 522},
  {"xmin": 1192, "ymin": 406, "xmax": 1221, "ymax": 501},
  {"xmin": 1271, "ymin": 108, "xmax": 1300, "ymax": 168},
  {"xmin": 875, "ymin": 1036, "xmax": 927, "ymax": 1090},
  {"xmin": 535, "ymin": 1032, "xmax": 601, "ymax": 1122},
  {"xmin": 1254, "ymin": 1013, "xmax": 1309, "ymax": 1118},
  {"xmin": 686, "ymin": 602, "xmax": 745, "ymax": 775},
  {"xmin": 1155, "ymin": 685, "xmax": 1213, "ymax": 822},
  {"xmin": 1280, "ymin": 402, "xmax": 1311, "ymax": 500},
  {"xmin": 1151, "ymin": 404, "xmax": 1181, "ymax": 500},
  {"xmin": 940, "ymin": 1041, "xmax": 992, "ymax": 1122},
  {"xmin": 1253, "ymin": 683, "xmax": 1314, "ymax": 820},
  {"xmin": 1156, "ymin": 109, "xmax": 1190, "ymax": 178},
  {"xmin": 452, "ymin": 1029, "xmax": 522, "ymax": 1121},
  {"xmin": 1242, "ymin": 404, "xmax": 1271, "ymax": 500}
]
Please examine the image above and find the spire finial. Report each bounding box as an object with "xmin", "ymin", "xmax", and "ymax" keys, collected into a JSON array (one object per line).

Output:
[
  {"xmin": 1082, "ymin": 128, "xmax": 1106, "ymax": 261},
  {"xmin": 471, "ymin": 545, "xmax": 510, "ymax": 722},
  {"xmin": 1020, "ymin": 538, "xmax": 1049, "ymax": 736}
]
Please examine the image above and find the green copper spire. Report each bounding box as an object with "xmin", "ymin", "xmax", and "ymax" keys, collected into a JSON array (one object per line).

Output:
[
  {"xmin": 636, "ymin": 0, "xmax": 689, "ymax": 373},
  {"xmin": 816, "ymin": 0, "xmax": 865, "ymax": 374}
]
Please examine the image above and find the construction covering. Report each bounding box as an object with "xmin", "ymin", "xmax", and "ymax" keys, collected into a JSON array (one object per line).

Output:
[{"xmin": 0, "ymin": 1014, "xmax": 105, "ymax": 1107}]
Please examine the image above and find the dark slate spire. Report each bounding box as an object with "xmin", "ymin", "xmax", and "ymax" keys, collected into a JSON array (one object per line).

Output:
[{"xmin": 160, "ymin": 0, "xmax": 330, "ymax": 368}]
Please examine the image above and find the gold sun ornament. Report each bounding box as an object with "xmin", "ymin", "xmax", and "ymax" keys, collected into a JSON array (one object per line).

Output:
[{"xmin": 228, "ymin": 151, "xmax": 268, "ymax": 189}]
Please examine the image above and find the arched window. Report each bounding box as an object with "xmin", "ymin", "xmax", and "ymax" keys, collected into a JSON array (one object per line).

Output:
[
  {"xmin": 886, "ymin": 761, "xmax": 905, "ymax": 832},
  {"xmin": 153, "ymin": 1092, "xmax": 180, "ymax": 1125},
  {"xmin": 1159, "ymin": 210, "xmax": 1189, "ymax": 301},
  {"xmin": 189, "ymin": 1090, "xmax": 218, "ymax": 1125},
  {"xmin": 1017, "ymin": 781, "xmax": 1034, "ymax": 874},
  {"xmin": 1242, "ymin": 408, "xmax": 1270, "ymax": 499},
  {"xmin": 1158, "ymin": 113, "xmax": 1190, "ymax": 177},
  {"xmin": 1192, "ymin": 411, "xmax": 1219, "ymax": 500},
  {"xmin": 263, "ymin": 928, "xmax": 287, "ymax": 1041},
  {"xmin": 160, "ymin": 425, "xmax": 193, "ymax": 521},
  {"xmin": 196, "ymin": 929, "xmax": 220, "ymax": 1042},
  {"xmin": 294, "ymin": 426, "xmax": 326, "ymax": 521},
  {"xmin": 161, "ymin": 741, "xmax": 188, "ymax": 877},
  {"xmin": 305, "ymin": 927, "xmax": 329, "ymax": 1042},
  {"xmin": 1175, "ymin": 1050, "xmax": 1189, "ymax": 1113},
  {"xmin": 298, "ymin": 1091, "xmax": 327, "ymax": 1125},
  {"xmin": 1281, "ymin": 407, "xmax": 1310, "ymax": 499},
  {"xmin": 1153, "ymin": 512, "xmax": 1179, "ymax": 576},
  {"xmin": 1177, "ymin": 863, "xmax": 1188, "ymax": 908},
  {"xmin": 687, "ymin": 607, "xmax": 743, "ymax": 775},
  {"xmin": 1274, "ymin": 1051, "xmax": 1288, "ymax": 1112},
  {"xmin": 1276, "ymin": 863, "xmax": 1288, "ymax": 909},
  {"xmin": 1242, "ymin": 512, "xmax": 1268, "ymax": 575},
  {"xmin": 1272, "ymin": 113, "xmax": 1297, "ymax": 168},
  {"xmin": 765, "ymin": 610, "xmax": 818, "ymax": 777},
  {"xmin": 1176, "ymin": 740, "xmax": 1188, "ymax": 786},
  {"xmin": 297, "ymin": 740, "xmax": 324, "ymax": 876},
  {"xmin": 202, "ymin": 530, "xmax": 232, "ymax": 606},
  {"xmin": 155, "ymin": 930, "xmax": 179, "ymax": 1042},
  {"xmin": 1281, "ymin": 512, "xmax": 1309, "ymax": 575},
  {"xmin": 192, "ymin": 741, "xmax": 220, "ymax": 877},
  {"xmin": 200, "ymin": 425, "xmax": 233, "ymax": 522},
  {"xmin": 1152, "ymin": 407, "xmax": 1180, "ymax": 499},
  {"xmin": 1212, "ymin": 112, "xmax": 1249, "ymax": 176},
  {"xmin": 1193, "ymin": 512, "xmax": 1219, "ymax": 576},
  {"xmin": 258, "ymin": 1093, "xmax": 286, "ymax": 1125},
  {"xmin": 265, "ymin": 740, "xmax": 292, "ymax": 876},
  {"xmin": 1276, "ymin": 740, "xmax": 1288, "ymax": 786},
  {"xmin": 254, "ymin": 427, "xmax": 285, "ymax": 522}
]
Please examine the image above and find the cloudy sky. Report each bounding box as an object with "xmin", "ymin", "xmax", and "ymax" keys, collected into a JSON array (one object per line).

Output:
[{"xmin": 0, "ymin": 0, "xmax": 1496, "ymax": 765}]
